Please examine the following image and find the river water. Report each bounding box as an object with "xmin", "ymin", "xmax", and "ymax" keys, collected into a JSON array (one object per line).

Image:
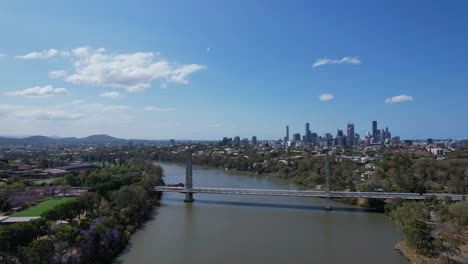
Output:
[{"xmin": 117, "ymin": 162, "xmax": 406, "ymax": 264}]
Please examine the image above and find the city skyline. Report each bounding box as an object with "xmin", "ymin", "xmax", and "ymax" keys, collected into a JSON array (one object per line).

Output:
[{"xmin": 1, "ymin": 1, "xmax": 468, "ymax": 140}]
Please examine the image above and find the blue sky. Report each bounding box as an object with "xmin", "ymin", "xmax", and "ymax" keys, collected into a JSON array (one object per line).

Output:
[{"xmin": 0, "ymin": 0, "xmax": 467, "ymax": 140}]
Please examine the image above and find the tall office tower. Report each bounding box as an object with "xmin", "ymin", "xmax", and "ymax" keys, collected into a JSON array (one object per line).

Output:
[
  {"xmin": 336, "ymin": 129, "xmax": 345, "ymax": 147},
  {"xmin": 322, "ymin": 133, "xmax": 333, "ymax": 147},
  {"xmin": 372, "ymin": 120, "xmax": 378, "ymax": 143},
  {"xmin": 336, "ymin": 129, "xmax": 344, "ymax": 137},
  {"xmin": 292, "ymin": 133, "xmax": 301, "ymax": 142},
  {"xmin": 252, "ymin": 136, "xmax": 257, "ymax": 145},
  {"xmin": 234, "ymin": 136, "xmax": 241, "ymax": 146},
  {"xmin": 311, "ymin": 132, "xmax": 318, "ymax": 145},
  {"xmin": 286, "ymin": 125, "xmax": 290, "ymax": 142},
  {"xmin": 305, "ymin": 123, "xmax": 311, "ymax": 143},
  {"xmin": 372, "ymin": 121, "xmax": 377, "ymax": 135},
  {"xmin": 380, "ymin": 129, "xmax": 385, "ymax": 145},
  {"xmin": 347, "ymin": 123, "xmax": 355, "ymax": 146}
]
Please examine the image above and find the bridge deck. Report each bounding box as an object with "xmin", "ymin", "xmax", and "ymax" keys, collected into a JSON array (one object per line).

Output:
[{"xmin": 155, "ymin": 186, "xmax": 466, "ymax": 201}]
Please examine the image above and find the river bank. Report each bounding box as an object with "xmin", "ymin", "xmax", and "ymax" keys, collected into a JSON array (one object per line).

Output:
[{"xmin": 395, "ymin": 241, "xmax": 448, "ymax": 264}]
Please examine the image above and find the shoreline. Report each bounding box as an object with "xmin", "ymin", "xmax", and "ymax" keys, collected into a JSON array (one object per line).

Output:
[{"xmin": 394, "ymin": 241, "xmax": 442, "ymax": 264}]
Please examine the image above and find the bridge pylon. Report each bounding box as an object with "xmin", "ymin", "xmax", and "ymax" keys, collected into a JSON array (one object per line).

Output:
[
  {"xmin": 324, "ymin": 147, "xmax": 332, "ymax": 210},
  {"xmin": 184, "ymin": 148, "xmax": 195, "ymax": 203}
]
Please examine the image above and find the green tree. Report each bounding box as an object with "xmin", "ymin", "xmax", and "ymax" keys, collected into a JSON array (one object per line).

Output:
[
  {"xmin": 402, "ymin": 219, "xmax": 434, "ymax": 255},
  {"xmin": 19, "ymin": 239, "xmax": 55, "ymax": 264},
  {"xmin": 391, "ymin": 202, "xmax": 429, "ymax": 226},
  {"xmin": 0, "ymin": 222, "xmax": 38, "ymax": 250},
  {"xmin": 42, "ymin": 199, "xmax": 82, "ymax": 222}
]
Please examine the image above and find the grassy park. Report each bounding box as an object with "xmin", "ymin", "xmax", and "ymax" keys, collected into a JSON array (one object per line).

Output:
[{"xmin": 11, "ymin": 197, "xmax": 76, "ymax": 217}]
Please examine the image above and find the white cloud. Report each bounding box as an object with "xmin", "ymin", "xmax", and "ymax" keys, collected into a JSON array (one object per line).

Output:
[
  {"xmin": 60, "ymin": 51, "xmax": 71, "ymax": 57},
  {"xmin": 5, "ymin": 85, "xmax": 68, "ymax": 98},
  {"xmin": 0, "ymin": 104, "xmax": 83, "ymax": 121},
  {"xmin": 79, "ymin": 103, "xmax": 129, "ymax": 112},
  {"xmin": 71, "ymin": 99, "xmax": 85, "ymax": 105},
  {"xmin": 16, "ymin": 109, "xmax": 84, "ymax": 121},
  {"xmin": 16, "ymin": 49, "xmax": 59, "ymax": 59},
  {"xmin": 144, "ymin": 106, "xmax": 176, "ymax": 112},
  {"xmin": 100, "ymin": 91, "xmax": 122, "ymax": 99},
  {"xmin": 166, "ymin": 64, "xmax": 207, "ymax": 84},
  {"xmin": 312, "ymin": 56, "xmax": 361, "ymax": 67},
  {"xmin": 0, "ymin": 104, "xmax": 22, "ymax": 116},
  {"xmin": 49, "ymin": 70, "xmax": 67, "ymax": 79},
  {"xmin": 319, "ymin": 93, "xmax": 335, "ymax": 101},
  {"xmin": 61, "ymin": 46, "xmax": 206, "ymax": 92},
  {"xmin": 385, "ymin": 95, "xmax": 414, "ymax": 104}
]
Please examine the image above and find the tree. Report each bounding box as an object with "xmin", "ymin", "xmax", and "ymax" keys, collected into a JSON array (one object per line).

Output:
[
  {"xmin": 110, "ymin": 185, "xmax": 151, "ymax": 225},
  {"xmin": 19, "ymin": 239, "xmax": 55, "ymax": 264},
  {"xmin": 448, "ymin": 201, "xmax": 468, "ymax": 228},
  {"xmin": 402, "ymin": 219, "xmax": 434, "ymax": 255},
  {"xmin": 391, "ymin": 202, "xmax": 429, "ymax": 226},
  {"xmin": 78, "ymin": 192, "xmax": 99, "ymax": 218},
  {"xmin": 42, "ymin": 199, "xmax": 82, "ymax": 222},
  {"xmin": 436, "ymin": 222, "xmax": 461, "ymax": 263},
  {"xmin": 0, "ymin": 222, "xmax": 38, "ymax": 250}
]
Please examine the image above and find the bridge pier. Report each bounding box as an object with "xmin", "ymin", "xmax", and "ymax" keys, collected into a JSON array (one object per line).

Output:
[{"xmin": 184, "ymin": 149, "xmax": 195, "ymax": 203}]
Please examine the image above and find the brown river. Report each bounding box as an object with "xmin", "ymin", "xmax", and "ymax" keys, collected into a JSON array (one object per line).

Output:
[{"xmin": 117, "ymin": 162, "xmax": 406, "ymax": 264}]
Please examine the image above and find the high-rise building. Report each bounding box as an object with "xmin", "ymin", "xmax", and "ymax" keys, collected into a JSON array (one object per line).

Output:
[
  {"xmin": 347, "ymin": 123, "xmax": 355, "ymax": 146},
  {"xmin": 321, "ymin": 133, "xmax": 333, "ymax": 147},
  {"xmin": 380, "ymin": 129, "xmax": 385, "ymax": 145},
  {"xmin": 234, "ymin": 136, "xmax": 241, "ymax": 146},
  {"xmin": 305, "ymin": 123, "xmax": 311, "ymax": 144},
  {"xmin": 252, "ymin": 136, "xmax": 257, "ymax": 145},
  {"xmin": 310, "ymin": 133, "xmax": 318, "ymax": 145},
  {"xmin": 241, "ymin": 138, "xmax": 249, "ymax": 145},
  {"xmin": 285, "ymin": 125, "xmax": 290, "ymax": 142},
  {"xmin": 292, "ymin": 133, "xmax": 301, "ymax": 142},
  {"xmin": 372, "ymin": 120, "xmax": 378, "ymax": 143},
  {"xmin": 336, "ymin": 129, "xmax": 345, "ymax": 147}
]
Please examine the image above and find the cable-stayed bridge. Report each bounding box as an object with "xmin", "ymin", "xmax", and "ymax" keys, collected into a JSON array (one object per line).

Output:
[
  {"xmin": 154, "ymin": 186, "xmax": 466, "ymax": 201},
  {"xmin": 154, "ymin": 151, "xmax": 467, "ymax": 209}
]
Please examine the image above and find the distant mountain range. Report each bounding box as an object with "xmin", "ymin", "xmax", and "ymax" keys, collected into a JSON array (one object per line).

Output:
[{"xmin": 0, "ymin": 134, "xmax": 191, "ymax": 145}]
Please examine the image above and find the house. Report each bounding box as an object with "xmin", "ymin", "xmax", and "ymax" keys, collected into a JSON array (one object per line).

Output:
[
  {"xmin": 0, "ymin": 216, "xmax": 40, "ymax": 225},
  {"xmin": 44, "ymin": 168, "xmax": 68, "ymax": 177},
  {"xmin": 58, "ymin": 163, "xmax": 96, "ymax": 173}
]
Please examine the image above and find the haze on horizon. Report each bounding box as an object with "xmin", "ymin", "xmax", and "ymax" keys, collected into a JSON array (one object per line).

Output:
[{"xmin": 1, "ymin": 1, "xmax": 467, "ymax": 140}]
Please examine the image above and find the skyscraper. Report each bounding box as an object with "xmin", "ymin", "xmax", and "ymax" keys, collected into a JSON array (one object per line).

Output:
[
  {"xmin": 285, "ymin": 125, "xmax": 289, "ymax": 142},
  {"xmin": 252, "ymin": 136, "xmax": 257, "ymax": 145},
  {"xmin": 292, "ymin": 133, "xmax": 301, "ymax": 142},
  {"xmin": 372, "ymin": 120, "xmax": 378, "ymax": 143},
  {"xmin": 336, "ymin": 129, "xmax": 345, "ymax": 147},
  {"xmin": 234, "ymin": 136, "xmax": 240, "ymax": 146},
  {"xmin": 380, "ymin": 129, "xmax": 385, "ymax": 145},
  {"xmin": 347, "ymin": 123, "xmax": 355, "ymax": 146},
  {"xmin": 372, "ymin": 121, "xmax": 377, "ymax": 135},
  {"xmin": 305, "ymin": 123, "xmax": 311, "ymax": 144}
]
